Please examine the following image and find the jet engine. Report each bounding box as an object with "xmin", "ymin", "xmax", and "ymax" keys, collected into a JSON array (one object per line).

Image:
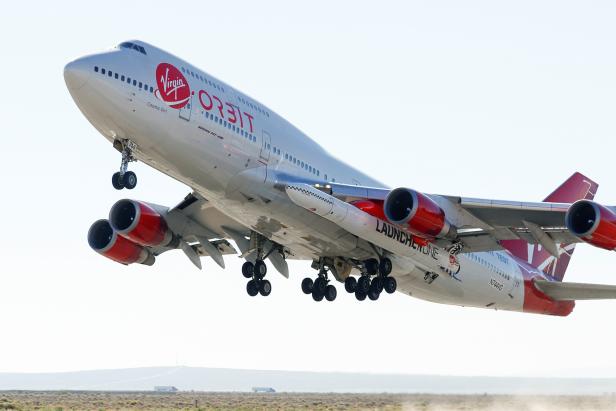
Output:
[
  {"xmin": 383, "ymin": 188, "xmax": 456, "ymax": 239},
  {"xmin": 109, "ymin": 199, "xmax": 174, "ymax": 247},
  {"xmin": 87, "ymin": 219, "xmax": 155, "ymax": 265},
  {"xmin": 565, "ymin": 200, "xmax": 616, "ymax": 250}
]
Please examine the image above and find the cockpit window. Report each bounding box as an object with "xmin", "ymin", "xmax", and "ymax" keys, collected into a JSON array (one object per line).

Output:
[{"xmin": 119, "ymin": 42, "xmax": 147, "ymax": 55}]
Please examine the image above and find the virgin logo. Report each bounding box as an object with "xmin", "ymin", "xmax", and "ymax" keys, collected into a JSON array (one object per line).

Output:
[{"xmin": 155, "ymin": 63, "xmax": 190, "ymax": 109}]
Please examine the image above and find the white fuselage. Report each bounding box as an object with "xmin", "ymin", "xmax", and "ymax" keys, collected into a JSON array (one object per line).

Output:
[{"xmin": 65, "ymin": 41, "xmax": 549, "ymax": 314}]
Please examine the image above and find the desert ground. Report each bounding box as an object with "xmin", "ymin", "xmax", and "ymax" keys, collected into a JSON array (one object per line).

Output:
[{"xmin": 1, "ymin": 391, "xmax": 616, "ymax": 411}]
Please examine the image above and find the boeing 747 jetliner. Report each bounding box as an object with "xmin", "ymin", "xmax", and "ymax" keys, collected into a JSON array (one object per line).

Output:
[{"xmin": 65, "ymin": 40, "xmax": 616, "ymax": 316}]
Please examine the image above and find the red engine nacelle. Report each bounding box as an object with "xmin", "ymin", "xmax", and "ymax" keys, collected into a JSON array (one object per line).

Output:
[
  {"xmin": 566, "ymin": 200, "xmax": 616, "ymax": 250},
  {"xmin": 87, "ymin": 219, "xmax": 154, "ymax": 265},
  {"xmin": 383, "ymin": 188, "xmax": 455, "ymax": 239},
  {"xmin": 351, "ymin": 199, "xmax": 387, "ymax": 221},
  {"xmin": 109, "ymin": 199, "xmax": 173, "ymax": 247}
]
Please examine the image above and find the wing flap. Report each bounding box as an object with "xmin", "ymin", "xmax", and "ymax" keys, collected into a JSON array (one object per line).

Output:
[{"xmin": 534, "ymin": 280, "xmax": 616, "ymax": 301}]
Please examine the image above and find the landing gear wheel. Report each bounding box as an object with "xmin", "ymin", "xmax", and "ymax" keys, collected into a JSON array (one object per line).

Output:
[
  {"xmin": 312, "ymin": 288, "xmax": 324, "ymax": 302},
  {"xmin": 122, "ymin": 171, "xmax": 137, "ymax": 190},
  {"xmin": 344, "ymin": 276, "xmax": 357, "ymax": 293},
  {"xmin": 325, "ymin": 285, "xmax": 337, "ymax": 301},
  {"xmin": 259, "ymin": 280, "xmax": 272, "ymax": 296},
  {"xmin": 313, "ymin": 277, "xmax": 327, "ymax": 295},
  {"xmin": 379, "ymin": 258, "xmax": 393, "ymax": 276},
  {"xmin": 357, "ymin": 276, "xmax": 371, "ymax": 294},
  {"xmin": 364, "ymin": 258, "xmax": 379, "ymax": 275},
  {"xmin": 301, "ymin": 278, "xmax": 314, "ymax": 294},
  {"xmin": 368, "ymin": 288, "xmax": 380, "ymax": 301},
  {"xmin": 246, "ymin": 280, "xmax": 259, "ymax": 296},
  {"xmin": 371, "ymin": 277, "xmax": 384, "ymax": 294},
  {"xmin": 254, "ymin": 260, "xmax": 267, "ymax": 278},
  {"xmin": 355, "ymin": 290, "xmax": 367, "ymax": 301},
  {"xmin": 384, "ymin": 276, "xmax": 397, "ymax": 294},
  {"xmin": 242, "ymin": 262, "xmax": 255, "ymax": 278},
  {"xmin": 112, "ymin": 172, "xmax": 124, "ymax": 190}
]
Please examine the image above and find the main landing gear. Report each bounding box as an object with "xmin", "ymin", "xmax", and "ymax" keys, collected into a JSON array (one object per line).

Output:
[
  {"xmin": 241, "ymin": 233, "xmax": 273, "ymax": 297},
  {"xmin": 242, "ymin": 260, "xmax": 271, "ymax": 297},
  {"xmin": 301, "ymin": 259, "xmax": 337, "ymax": 302},
  {"xmin": 111, "ymin": 139, "xmax": 138, "ymax": 190},
  {"xmin": 344, "ymin": 257, "xmax": 397, "ymax": 301}
]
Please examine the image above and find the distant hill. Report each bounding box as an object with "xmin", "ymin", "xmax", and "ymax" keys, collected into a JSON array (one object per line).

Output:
[{"xmin": 1, "ymin": 366, "xmax": 615, "ymax": 394}]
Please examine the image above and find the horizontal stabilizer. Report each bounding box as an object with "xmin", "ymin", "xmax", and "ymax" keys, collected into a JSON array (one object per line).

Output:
[{"xmin": 534, "ymin": 280, "xmax": 616, "ymax": 301}]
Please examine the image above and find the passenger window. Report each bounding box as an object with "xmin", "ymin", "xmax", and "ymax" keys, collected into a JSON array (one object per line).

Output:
[
  {"xmin": 94, "ymin": 66, "xmax": 99, "ymax": 72},
  {"xmin": 114, "ymin": 73, "xmax": 119, "ymax": 79},
  {"xmin": 133, "ymin": 80, "xmax": 137, "ymax": 86},
  {"xmin": 121, "ymin": 75, "xmax": 125, "ymax": 81},
  {"xmin": 101, "ymin": 68, "xmax": 106, "ymax": 75},
  {"xmin": 127, "ymin": 77, "xmax": 131, "ymax": 83},
  {"xmin": 108, "ymin": 71, "xmax": 112, "ymax": 77},
  {"xmin": 139, "ymin": 82, "xmax": 142, "ymax": 88}
]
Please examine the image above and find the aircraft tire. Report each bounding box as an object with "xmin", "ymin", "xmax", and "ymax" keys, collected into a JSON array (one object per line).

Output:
[
  {"xmin": 357, "ymin": 276, "xmax": 371, "ymax": 294},
  {"xmin": 259, "ymin": 280, "xmax": 272, "ymax": 296},
  {"xmin": 379, "ymin": 258, "xmax": 393, "ymax": 276},
  {"xmin": 254, "ymin": 260, "xmax": 267, "ymax": 278},
  {"xmin": 301, "ymin": 277, "xmax": 314, "ymax": 294},
  {"xmin": 344, "ymin": 276, "xmax": 357, "ymax": 293},
  {"xmin": 364, "ymin": 258, "xmax": 379, "ymax": 275},
  {"xmin": 313, "ymin": 277, "xmax": 327, "ymax": 295},
  {"xmin": 355, "ymin": 290, "xmax": 367, "ymax": 301},
  {"xmin": 112, "ymin": 172, "xmax": 124, "ymax": 190},
  {"xmin": 122, "ymin": 171, "xmax": 137, "ymax": 190},
  {"xmin": 242, "ymin": 262, "xmax": 255, "ymax": 278},
  {"xmin": 246, "ymin": 280, "xmax": 259, "ymax": 296},
  {"xmin": 312, "ymin": 288, "xmax": 324, "ymax": 302},
  {"xmin": 384, "ymin": 276, "xmax": 397, "ymax": 294},
  {"xmin": 325, "ymin": 285, "xmax": 337, "ymax": 302},
  {"xmin": 371, "ymin": 277, "xmax": 384, "ymax": 294}
]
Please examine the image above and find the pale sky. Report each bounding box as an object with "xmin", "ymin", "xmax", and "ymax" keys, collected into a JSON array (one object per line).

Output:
[{"xmin": 2, "ymin": 0, "xmax": 616, "ymax": 377}]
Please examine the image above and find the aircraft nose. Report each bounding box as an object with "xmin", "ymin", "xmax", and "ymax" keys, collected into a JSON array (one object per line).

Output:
[{"xmin": 64, "ymin": 58, "xmax": 91, "ymax": 90}]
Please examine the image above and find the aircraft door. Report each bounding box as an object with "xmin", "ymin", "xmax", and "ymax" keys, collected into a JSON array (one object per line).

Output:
[
  {"xmin": 179, "ymin": 94, "xmax": 192, "ymax": 121},
  {"xmin": 260, "ymin": 130, "xmax": 271, "ymax": 162}
]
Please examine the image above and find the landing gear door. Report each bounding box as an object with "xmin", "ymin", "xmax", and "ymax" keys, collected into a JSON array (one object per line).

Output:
[
  {"xmin": 179, "ymin": 94, "xmax": 192, "ymax": 121},
  {"xmin": 260, "ymin": 130, "xmax": 271, "ymax": 162}
]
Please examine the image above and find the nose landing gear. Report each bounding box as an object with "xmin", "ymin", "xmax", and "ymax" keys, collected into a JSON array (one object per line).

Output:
[{"xmin": 111, "ymin": 139, "xmax": 138, "ymax": 190}]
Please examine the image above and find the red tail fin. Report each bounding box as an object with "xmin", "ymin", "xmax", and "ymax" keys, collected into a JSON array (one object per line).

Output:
[{"xmin": 501, "ymin": 172, "xmax": 598, "ymax": 281}]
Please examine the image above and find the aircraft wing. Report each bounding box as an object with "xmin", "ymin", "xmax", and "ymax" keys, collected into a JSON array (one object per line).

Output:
[
  {"xmin": 434, "ymin": 195, "xmax": 583, "ymax": 253},
  {"xmin": 167, "ymin": 192, "xmax": 291, "ymax": 276},
  {"xmin": 147, "ymin": 193, "xmax": 245, "ymax": 268},
  {"xmin": 303, "ymin": 178, "xmax": 607, "ymax": 255},
  {"xmin": 534, "ymin": 280, "xmax": 616, "ymax": 300}
]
